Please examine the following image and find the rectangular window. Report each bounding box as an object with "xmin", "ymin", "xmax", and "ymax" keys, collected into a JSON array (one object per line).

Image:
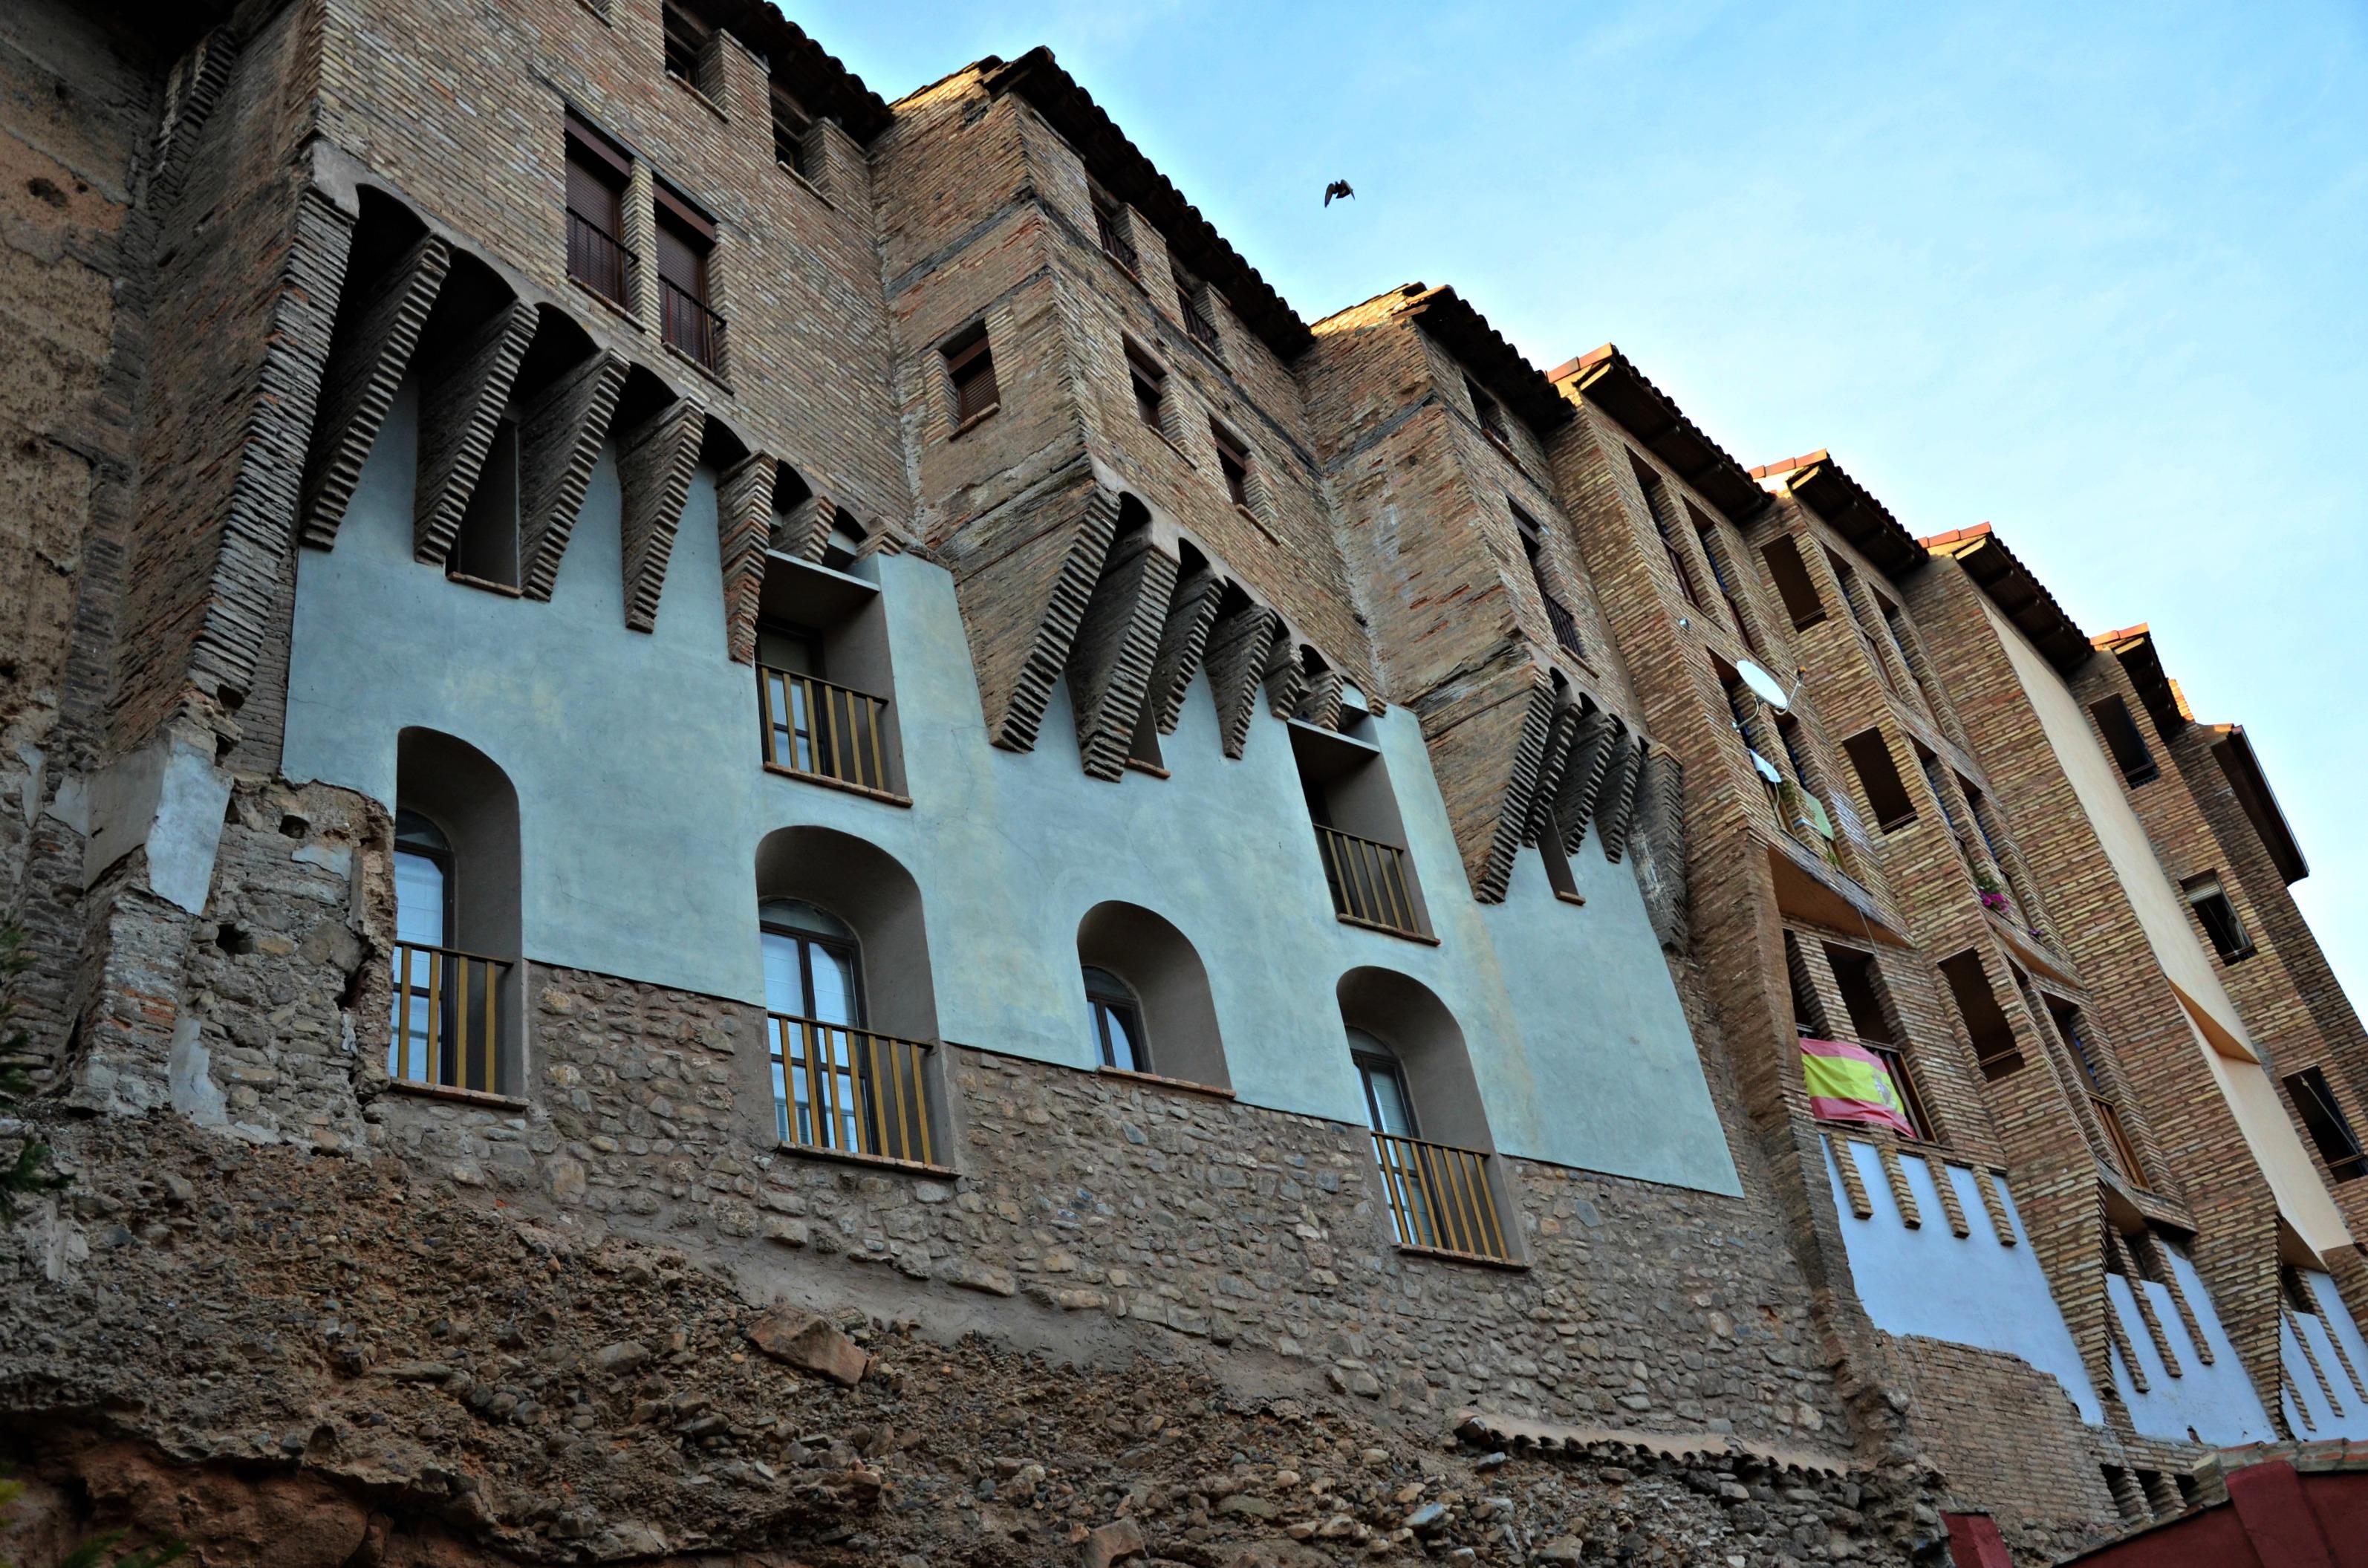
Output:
[
  {"xmin": 1824, "ymin": 945, "xmax": 1934, "ymax": 1139},
  {"xmin": 2286, "ymin": 1067, "xmax": 2367, "ymax": 1182},
  {"xmin": 770, "ymin": 82, "xmax": 812, "ymax": 177},
  {"xmin": 1761, "ymin": 534, "xmax": 1827, "ymax": 628},
  {"xmin": 1093, "ymin": 190, "xmax": 1138, "ymax": 273},
  {"xmin": 1939, "ymin": 949, "xmax": 2023, "ymax": 1078},
  {"xmin": 1512, "ymin": 502, "xmax": 1584, "ymax": 661},
  {"xmin": 2182, "ymin": 872, "xmax": 2253, "ymax": 962},
  {"xmin": 1466, "ymin": 377, "xmax": 1511, "ymax": 447},
  {"xmin": 1842, "ymin": 727, "xmax": 1917, "ymax": 831},
  {"xmin": 1127, "ymin": 344, "xmax": 1166, "ymax": 432},
  {"xmin": 1175, "ymin": 269, "xmax": 1222, "ymax": 354},
  {"xmin": 944, "ymin": 325, "xmax": 998, "ymax": 426},
  {"xmin": 1692, "ymin": 504, "xmax": 1755, "ymax": 648},
  {"xmin": 1211, "ymin": 421, "xmax": 1252, "ymax": 509},
  {"xmin": 662, "ymin": 1, "xmax": 717, "ymax": 97},
  {"xmin": 655, "ymin": 192, "xmax": 722, "ymax": 374},
  {"xmin": 2091, "ymin": 695, "xmax": 2159, "ymax": 786},
  {"xmin": 1630, "ymin": 452, "xmax": 1703, "ymax": 609},
  {"xmin": 565, "ymin": 118, "xmax": 631, "ymax": 306}
]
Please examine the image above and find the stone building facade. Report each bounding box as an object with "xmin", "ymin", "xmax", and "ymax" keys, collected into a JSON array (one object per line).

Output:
[{"xmin": 3, "ymin": 2, "xmax": 2365, "ymax": 1565}]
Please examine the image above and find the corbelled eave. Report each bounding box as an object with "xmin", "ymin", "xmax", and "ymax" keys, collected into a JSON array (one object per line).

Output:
[
  {"xmin": 2094, "ymin": 623, "xmax": 2185, "ymax": 737},
  {"xmin": 979, "ymin": 48, "xmax": 1313, "ymax": 360},
  {"xmin": 1392, "ymin": 285, "xmax": 1574, "ymax": 438},
  {"xmin": 1549, "ymin": 345, "xmax": 1765, "ymax": 522},
  {"xmin": 1920, "ymin": 523, "xmax": 2092, "ymax": 675},
  {"xmin": 689, "ymin": 0, "xmax": 894, "ymax": 141},
  {"xmin": 2208, "ymin": 723, "xmax": 2309, "ymax": 885},
  {"xmin": 1750, "ymin": 449, "xmax": 1924, "ymax": 580}
]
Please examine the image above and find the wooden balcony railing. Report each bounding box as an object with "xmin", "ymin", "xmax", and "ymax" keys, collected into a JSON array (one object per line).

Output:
[
  {"xmin": 566, "ymin": 208, "xmax": 634, "ymax": 307},
  {"xmin": 661, "ymin": 276, "xmax": 726, "ymax": 374},
  {"xmin": 1096, "ymin": 206, "xmax": 1139, "ymax": 273},
  {"xmin": 389, "ymin": 941, "xmax": 510, "ymax": 1094},
  {"xmin": 2090, "ymin": 1092, "xmax": 2145, "ymax": 1185},
  {"xmin": 1177, "ymin": 287, "xmax": 1221, "ymax": 354},
  {"xmin": 1315, "ymin": 824, "xmax": 1422, "ymax": 938},
  {"xmin": 768, "ymin": 1012, "xmax": 937, "ymax": 1166},
  {"xmin": 758, "ymin": 666, "xmax": 891, "ymax": 793},
  {"xmin": 1370, "ymin": 1131, "xmax": 1511, "ymax": 1261}
]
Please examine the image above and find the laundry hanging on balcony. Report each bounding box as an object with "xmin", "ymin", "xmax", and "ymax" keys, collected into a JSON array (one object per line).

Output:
[{"xmin": 1800, "ymin": 1036, "xmax": 1916, "ymax": 1137}]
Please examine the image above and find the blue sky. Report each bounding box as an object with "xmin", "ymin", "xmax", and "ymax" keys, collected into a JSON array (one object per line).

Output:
[{"xmin": 800, "ymin": 1, "xmax": 2368, "ymax": 1002}]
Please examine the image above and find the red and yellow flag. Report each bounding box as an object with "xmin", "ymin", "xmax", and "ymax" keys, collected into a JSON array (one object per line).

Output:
[{"xmin": 1800, "ymin": 1037, "xmax": 1916, "ymax": 1137}]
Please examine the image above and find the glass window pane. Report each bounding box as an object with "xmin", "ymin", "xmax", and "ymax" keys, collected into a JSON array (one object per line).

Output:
[
  {"xmin": 807, "ymin": 941, "xmax": 859, "ymax": 1027},
  {"xmin": 1360, "ymin": 1060, "xmax": 1416, "ymax": 1136},
  {"xmin": 1097, "ymin": 1001, "xmax": 1139, "ymax": 1073},
  {"xmin": 394, "ymin": 850, "xmax": 446, "ymax": 948},
  {"xmin": 760, "ymin": 930, "xmax": 804, "ymax": 1016}
]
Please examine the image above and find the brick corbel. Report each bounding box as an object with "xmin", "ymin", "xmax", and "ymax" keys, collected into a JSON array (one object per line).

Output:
[
  {"xmin": 299, "ymin": 232, "xmax": 451, "ymax": 549},
  {"xmin": 516, "ymin": 349, "xmax": 628, "ymax": 600},
  {"xmin": 413, "ymin": 300, "xmax": 539, "ymax": 565},
  {"xmin": 1552, "ymin": 706, "xmax": 1619, "ymax": 853},
  {"xmin": 1261, "ymin": 632, "xmax": 1309, "ymax": 723},
  {"xmin": 1143, "ymin": 565, "xmax": 1223, "ymax": 738},
  {"xmin": 1203, "ymin": 600, "xmax": 1283, "ymax": 760},
  {"xmin": 1065, "ymin": 530, "xmax": 1181, "ymax": 780},
  {"xmin": 615, "ymin": 395, "xmax": 707, "ymax": 633},
  {"xmin": 1523, "ymin": 697, "xmax": 1584, "ymax": 844},
  {"xmin": 1295, "ymin": 668, "xmax": 1346, "ymax": 732},
  {"xmin": 774, "ymin": 492, "xmax": 838, "ymax": 561},
  {"xmin": 1597, "ymin": 737, "xmax": 1646, "ymax": 862},
  {"xmin": 716, "ymin": 455, "xmax": 778, "ymax": 664}
]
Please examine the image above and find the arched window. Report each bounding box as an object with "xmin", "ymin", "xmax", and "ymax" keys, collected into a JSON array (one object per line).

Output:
[
  {"xmin": 1338, "ymin": 969, "xmax": 1515, "ymax": 1262},
  {"xmin": 1083, "ymin": 966, "xmax": 1145, "ymax": 1073},
  {"xmin": 388, "ymin": 730, "xmax": 520, "ymax": 1096},
  {"xmin": 1076, "ymin": 902, "xmax": 1228, "ymax": 1089},
  {"xmin": 755, "ymin": 827, "xmax": 944, "ymax": 1168}
]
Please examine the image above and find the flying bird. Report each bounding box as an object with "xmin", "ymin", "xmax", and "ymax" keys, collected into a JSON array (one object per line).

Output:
[{"xmin": 1323, "ymin": 179, "xmax": 1354, "ymax": 207}]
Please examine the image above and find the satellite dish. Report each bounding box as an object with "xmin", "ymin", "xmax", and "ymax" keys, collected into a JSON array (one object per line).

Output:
[{"xmin": 1738, "ymin": 659, "xmax": 1791, "ymax": 710}]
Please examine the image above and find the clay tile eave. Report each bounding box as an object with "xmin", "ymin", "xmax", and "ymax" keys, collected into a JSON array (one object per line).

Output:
[
  {"xmin": 981, "ymin": 48, "xmax": 1313, "ymax": 360},
  {"xmin": 2095, "ymin": 625, "xmax": 2187, "ymax": 739},
  {"xmin": 2211, "ymin": 723, "xmax": 2309, "ymax": 884},
  {"xmin": 706, "ymin": 0, "xmax": 893, "ymax": 140},
  {"xmin": 1548, "ymin": 345, "xmax": 1765, "ymax": 522},
  {"xmin": 1922, "ymin": 525, "xmax": 2091, "ymax": 675},
  {"xmin": 1391, "ymin": 286, "xmax": 1573, "ymax": 437},
  {"xmin": 1764, "ymin": 452, "xmax": 1923, "ymax": 580}
]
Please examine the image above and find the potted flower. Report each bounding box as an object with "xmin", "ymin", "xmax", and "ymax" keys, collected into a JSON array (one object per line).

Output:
[{"xmin": 1974, "ymin": 870, "xmax": 2009, "ymax": 914}]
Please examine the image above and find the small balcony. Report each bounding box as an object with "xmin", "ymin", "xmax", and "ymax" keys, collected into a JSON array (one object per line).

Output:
[
  {"xmin": 1370, "ymin": 1131, "xmax": 1512, "ymax": 1262},
  {"xmin": 758, "ymin": 665, "xmax": 892, "ymax": 795},
  {"xmin": 1540, "ymin": 591, "xmax": 1588, "ymax": 664},
  {"xmin": 1178, "ymin": 287, "xmax": 1221, "ymax": 354},
  {"xmin": 1315, "ymin": 824, "xmax": 1424, "ymax": 940},
  {"xmin": 661, "ymin": 276, "xmax": 726, "ymax": 376},
  {"xmin": 1095, "ymin": 204, "xmax": 1139, "ymax": 274},
  {"xmin": 388, "ymin": 941, "xmax": 511, "ymax": 1096},
  {"xmin": 566, "ymin": 207, "xmax": 634, "ymax": 308},
  {"xmin": 769, "ymin": 1012, "xmax": 940, "ymax": 1168}
]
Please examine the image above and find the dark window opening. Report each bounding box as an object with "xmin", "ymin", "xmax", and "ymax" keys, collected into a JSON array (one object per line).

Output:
[
  {"xmin": 2284, "ymin": 1067, "xmax": 2365, "ymax": 1182},
  {"xmin": 1783, "ymin": 931, "xmax": 1829, "ymax": 1037},
  {"xmin": 1212, "ymin": 422, "xmax": 1253, "ymax": 510},
  {"xmin": 2182, "ymin": 872, "xmax": 2253, "ymax": 963},
  {"xmin": 2091, "ymin": 695, "xmax": 2159, "ymax": 787},
  {"xmin": 1466, "ymin": 377, "xmax": 1512, "ymax": 449},
  {"xmin": 1827, "ymin": 548, "xmax": 1899, "ymax": 694},
  {"xmin": 944, "ymin": 324, "xmax": 998, "ymax": 426},
  {"xmin": 1630, "ymin": 451, "xmax": 1703, "ymax": 610},
  {"xmin": 1512, "ymin": 502, "xmax": 1585, "ymax": 662},
  {"xmin": 449, "ymin": 416, "xmax": 521, "ymax": 591},
  {"xmin": 1294, "ymin": 723, "xmax": 1428, "ymax": 940},
  {"xmin": 655, "ymin": 192, "xmax": 722, "ymax": 374},
  {"xmin": 1092, "ymin": 190, "xmax": 1138, "ymax": 273},
  {"xmin": 770, "ymin": 82, "xmax": 813, "ymax": 177},
  {"xmin": 1175, "ymin": 269, "xmax": 1222, "ymax": 354},
  {"xmin": 1127, "ymin": 344, "xmax": 1166, "ymax": 432},
  {"xmin": 1761, "ymin": 533, "xmax": 1827, "ymax": 628},
  {"xmin": 1825, "ymin": 945, "xmax": 1934, "ymax": 1139},
  {"xmin": 662, "ymin": 1, "xmax": 718, "ymax": 97},
  {"xmin": 1084, "ymin": 965, "xmax": 1146, "ymax": 1073},
  {"xmin": 565, "ymin": 120, "xmax": 632, "ymax": 306},
  {"xmin": 1691, "ymin": 504, "xmax": 1756, "ymax": 648},
  {"xmin": 753, "ymin": 553, "xmax": 904, "ymax": 796},
  {"xmin": 1939, "ymin": 949, "xmax": 2023, "ymax": 1078},
  {"xmin": 1842, "ymin": 727, "xmax": 1918, "ymax": 831}
]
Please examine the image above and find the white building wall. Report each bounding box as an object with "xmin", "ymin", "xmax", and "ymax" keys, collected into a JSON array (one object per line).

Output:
[{"xmin": 2104, "ymin": 1257, "xmax": 2274, "ymax": 1445}]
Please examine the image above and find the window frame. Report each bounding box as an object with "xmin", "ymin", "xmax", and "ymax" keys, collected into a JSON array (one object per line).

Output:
[
  {"xmin": 1125, "ymin": 342, "xmax": 1168, "ymax": 434},
  {"xmin": 943, "ymin": 323, "xmax": 999, "ymax": 428},
  {"xmin": 1083, "ymin": 965, "xmax": 1148, "ymax": 1073},
  {"xmin": 1211, "ymin": 420, "xmax": 1254, "ymax": 510},
  {"xmin": 2286, "ymin": 1066, "xmax": 2367, "ymax": 1182},
  {"xmin": 2182, "ymin": 871, "xmax": 2254, "ymax": 963},
  {"xmin": 770, "ymin": 82, "xmax": 813, "ymax": 178}
]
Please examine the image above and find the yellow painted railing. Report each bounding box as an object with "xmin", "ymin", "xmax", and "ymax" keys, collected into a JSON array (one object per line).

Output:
[
  {"xmin": 1315, "ymin": 825, "xmax": 1422, "ymax": 937},
  {"xmin": 388, "ymin": 942, "xmax": 509, "ymax": 1094},
  {"xmin": 768, "ymin": 1012, "xmax": 936, "ymax": 1167},
  {"xmin": 1370, "ymin": 1131, "xmax": 1510, "ymax": 1260},
  {"xmin": 758, "ymin": 666, "xmax": 891, "ymax": 793}
]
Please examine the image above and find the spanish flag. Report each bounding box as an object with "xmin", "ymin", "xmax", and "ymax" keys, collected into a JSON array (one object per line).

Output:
[{"xmin": 1799, "ymin": 1037, "xmax": 1916, "ymax": 1137}]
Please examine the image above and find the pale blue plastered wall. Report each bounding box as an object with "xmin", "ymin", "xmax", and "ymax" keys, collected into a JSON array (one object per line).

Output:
[{"xmin": 282, "ymin": 380, "xmax": 1740, "ymax": 1195}]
